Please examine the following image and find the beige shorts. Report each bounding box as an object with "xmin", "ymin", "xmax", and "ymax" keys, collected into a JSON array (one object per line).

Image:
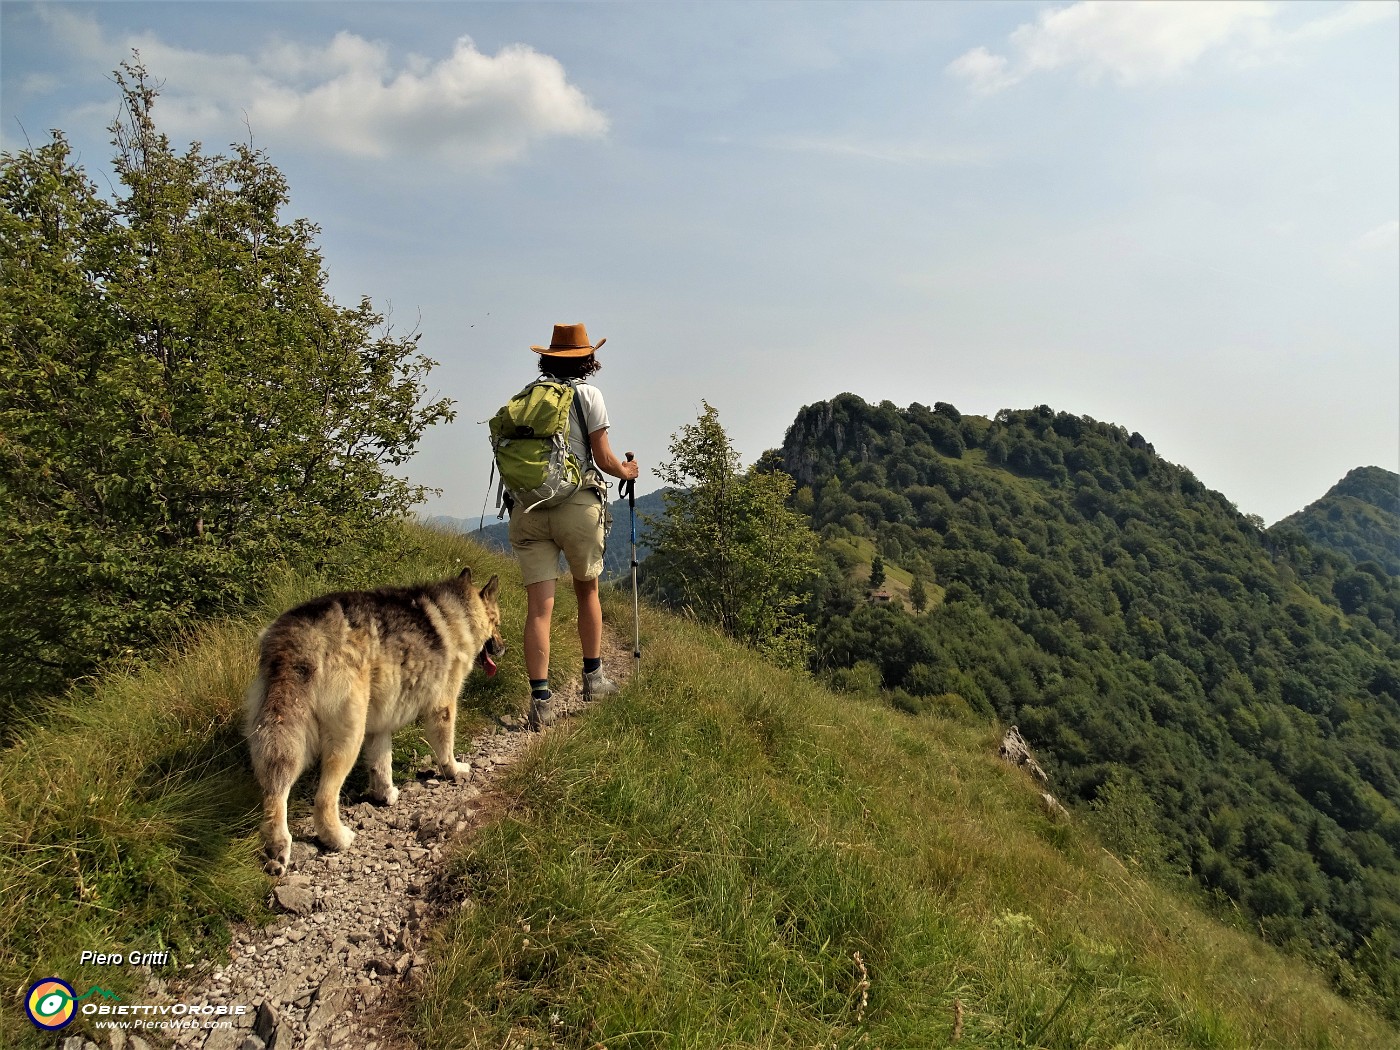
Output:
[{"xmin": 508, "ymin": 485, "xmax": 609, "ymax": 586}]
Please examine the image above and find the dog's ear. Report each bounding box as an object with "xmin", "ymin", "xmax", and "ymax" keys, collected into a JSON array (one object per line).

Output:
[
  {"xmin": 459, "ymin": 566, "xmax": 473, "ymax": 585},
  {"xmin": 479, "ymin": 574, "xmax": 500, "ymax": 602}
]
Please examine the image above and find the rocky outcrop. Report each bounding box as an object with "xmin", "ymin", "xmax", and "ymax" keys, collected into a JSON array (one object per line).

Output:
[{"xmin": 998, "ymin": 725, "xmax": 1069, "ymax": 821}]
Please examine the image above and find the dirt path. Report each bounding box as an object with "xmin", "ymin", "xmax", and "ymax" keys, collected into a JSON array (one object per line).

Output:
[{"xmin": 149, "ymin": 631, "xmax": 635, "ymax": 1050}]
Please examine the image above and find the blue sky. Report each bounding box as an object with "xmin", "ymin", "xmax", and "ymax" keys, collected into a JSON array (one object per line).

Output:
[{"xmin": 3, "ymin": 1, "xmax": 1397, "ymax": 525}]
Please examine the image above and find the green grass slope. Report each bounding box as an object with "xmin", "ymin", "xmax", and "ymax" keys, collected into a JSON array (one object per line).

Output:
[
  {"xmin": 3, "ymin": 522, "xmax": 1393, "ymax": 1047},
  {"xmin": 414, "ymin": 598, "xmax": 1395, "ymax": 1049},
  {"xmin": 0, "ymin": 526, "xmax": 535, "ymax": 1048}
]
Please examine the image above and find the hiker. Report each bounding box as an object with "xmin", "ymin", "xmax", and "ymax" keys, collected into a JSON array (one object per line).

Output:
[{"xmin": 507, "ymin": 323, "xmax": 640, "ymax": 730}]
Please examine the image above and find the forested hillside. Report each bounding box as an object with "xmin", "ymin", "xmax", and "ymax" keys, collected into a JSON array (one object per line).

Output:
[
  {"xmin": 777, "ymin": 394, "xmax": 1400, "ymax": 1014},
  {"xmin": 1274, "ymin": 465, "xmax": 1400, "ymax": 576}
]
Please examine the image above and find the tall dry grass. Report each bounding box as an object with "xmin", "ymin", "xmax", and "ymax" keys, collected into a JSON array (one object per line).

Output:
[{"xmin": 415, "ymin": 595, "xmax": 1395, "ymax": 1049}]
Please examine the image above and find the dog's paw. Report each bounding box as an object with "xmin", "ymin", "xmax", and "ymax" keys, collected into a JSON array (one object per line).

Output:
[
  {"xmin": 441, "ymin": 759, "xmax": 472, "ymax": 781},
  {"xmin": 374, "ymin": 783, "xmax": 400, "ymax": 807},
  {"xmin": 262, "ymin": 845, "xmax": 290, "ymax": 877},
  {"xmin": 317, "ymin": 824, "xmax": 356, "ymax": 852}
]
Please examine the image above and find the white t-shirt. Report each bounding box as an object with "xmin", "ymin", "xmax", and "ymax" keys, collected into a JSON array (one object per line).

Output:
[{"xmin": 568, "ymin": 382, "xmax": 609, "ymax": 467}]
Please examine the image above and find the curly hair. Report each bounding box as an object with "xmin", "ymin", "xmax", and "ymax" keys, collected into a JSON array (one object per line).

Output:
[{"xmin": 538, "ymin": 354, "xmax": 602, "ymax": 380}]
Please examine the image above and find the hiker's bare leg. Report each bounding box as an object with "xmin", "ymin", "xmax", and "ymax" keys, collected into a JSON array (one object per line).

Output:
[
  {"xmin": 574, "ymin": 576, "xmax": 602, "ymax": 661},
  {"xmin": 525, "ymin": 579, "xmax": 555, "ymax": 680}
]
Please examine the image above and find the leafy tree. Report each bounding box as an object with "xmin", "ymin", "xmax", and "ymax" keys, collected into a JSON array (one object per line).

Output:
[
  {"xmin": 644, "ymin": 402, "xmax": 818, "ymax": 668},
  {"xmin": 1091, "ymin": 768, "xmax": 1173, "ymax": 874},
  {"xmin": 910, "ymin": 573, "xmax": 928, "ymax": 612},
  {"xmin": 0, "ymin": 60, "xmax": 453, "ymax": 722},
  {"xmin": 869, "ymin": 554, "xmax": 886, "ymax": 591}
]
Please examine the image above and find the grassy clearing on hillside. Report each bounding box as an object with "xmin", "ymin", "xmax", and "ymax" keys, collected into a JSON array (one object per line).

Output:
[
  {"xmin": 0, "ymin": 526, "xmax": 530, "ymax": 1047},
  {"xmin": 416, "ymin": 599, "xmax": 1396, "ymax": 1049},
  {"xmin": 825, "ymin": 534, "xmax": 946, "ymax": 610}
]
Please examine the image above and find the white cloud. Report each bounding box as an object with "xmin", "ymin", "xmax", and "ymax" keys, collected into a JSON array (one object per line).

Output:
[
  {"xmin": 36, "ymin": 9, "xmax": 608, "ymax": 171},
  {"xmin": 944, "ymin": 46, "xmax": 1019, "ymax": 95},
  {"xmin": 1284, "ymin": 1, "xmax": 1400, "ymax": 45},
  {"xmin": 1351, "ymin": 220, "xmax": 1400, "ymax": 255},
  {"xmin": 20, "ymin": 73, "xmax": 62, "ymax": 97},
  {"xmin": 37, "ymin": 5, "xmax": 107, "ymax": 59},
  {"xmin": 764, "ymin": 134, "xmax": 989, "ymax": 166},
  {"xmin": 241, "ymin": 35, "xmax": 608, "ymax": 168},
  {"xmin": 947, "ymin": 0, "xmax": 1396, "ymax": 94}
]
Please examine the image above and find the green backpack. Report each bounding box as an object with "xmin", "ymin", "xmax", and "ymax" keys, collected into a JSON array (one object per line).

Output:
[{"xmin": 488, "ymin": 378, "xmax": 592, "ymax": 514}]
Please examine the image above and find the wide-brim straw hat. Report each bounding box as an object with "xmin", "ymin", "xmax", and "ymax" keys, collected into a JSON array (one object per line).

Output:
[{"xmin": 530, "ymin": 322, "xmax": 606, "ymax": 358}]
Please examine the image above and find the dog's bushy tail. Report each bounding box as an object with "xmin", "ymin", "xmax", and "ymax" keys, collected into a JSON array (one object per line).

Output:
[{"xmin": 243, "ymin": 655, "xmax": 315, "ymax": 796}]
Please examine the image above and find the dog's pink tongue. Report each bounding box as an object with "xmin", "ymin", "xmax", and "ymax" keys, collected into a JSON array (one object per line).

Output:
[{"xmin": 482, "ymin": 653, "xmax": 498, "ymax": 677}]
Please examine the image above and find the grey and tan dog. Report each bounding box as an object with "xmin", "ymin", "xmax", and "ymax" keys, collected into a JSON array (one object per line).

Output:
[{"xmin": 244, "ymin": 568, "xmax": 504, "ymax": 875}]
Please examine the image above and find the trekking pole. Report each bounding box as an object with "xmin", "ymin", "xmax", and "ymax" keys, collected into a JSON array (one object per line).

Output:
[{"xmin": 623, "ymin": 453, "xmax": 640, "ymax": 679}]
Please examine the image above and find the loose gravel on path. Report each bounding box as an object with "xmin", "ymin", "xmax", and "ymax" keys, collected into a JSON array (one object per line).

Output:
[{"xmin": 129, "ymin": 634, "xmax": 635, "ymax": 1050}]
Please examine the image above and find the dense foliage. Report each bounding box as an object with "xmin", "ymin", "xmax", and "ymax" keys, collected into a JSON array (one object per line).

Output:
[
  {"xmin": 779, "ymin": 393, "xmax": 1400, "ymax": 1017},
  {"xmin": 642, "ymin": 402, "xmax": 818, "ymax": 668},
  {"xmin": 1274, "ymin": 465, "xmax": 1400, "ymax": 577},
  {"xmin": 0, "ymin": 64, "xmax": 452, "ymax": 725}
]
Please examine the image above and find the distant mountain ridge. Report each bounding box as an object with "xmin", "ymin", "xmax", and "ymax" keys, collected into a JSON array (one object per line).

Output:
[
  {"xmin": 424, "ymin": 488, "xmax": 666, "ymax": 580},
  {"xmin": 1273, "ymin": 466, "xmax": 1400, "ymax": 576}
]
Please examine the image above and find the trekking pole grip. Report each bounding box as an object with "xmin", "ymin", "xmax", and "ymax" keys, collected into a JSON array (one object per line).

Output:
[{"xmin": 623, "ymin": 452, "xmax": 636, "ymax": 505}]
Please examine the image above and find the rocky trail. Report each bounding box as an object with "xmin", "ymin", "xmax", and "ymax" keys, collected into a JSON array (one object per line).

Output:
[{"xmin": 92, "ymin": 634, "xmax": 635, "ymax": 1050}]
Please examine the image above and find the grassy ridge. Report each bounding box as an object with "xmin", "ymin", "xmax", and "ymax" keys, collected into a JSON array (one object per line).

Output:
[
  {"xmin": 2, "ymin": 524, "xmax": 1392, "ymax": 1047},
  {"xmin": 0, "ymin": 526, "xmax": 531, "ymax": 1047},
  {"xmin": 417, "ymin": 598, "xmax": 1396, "ymax": 1048}
]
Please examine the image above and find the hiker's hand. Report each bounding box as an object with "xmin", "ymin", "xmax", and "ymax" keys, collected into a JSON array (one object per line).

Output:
[
  {"xmin": 620, "ymin": 454, "xmax": 640, "ymax": 481},
  {"xmin": 591, "ymin": 429, "xmax": 640, "ymax": 481}
]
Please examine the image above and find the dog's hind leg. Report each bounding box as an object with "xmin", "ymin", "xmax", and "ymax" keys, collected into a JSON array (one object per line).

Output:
[
  {"xmin": 258, "ymin": 772, "xmax": 297, "ymax": 877},
  {"xmin": 313, "ymin": 691, "xmax": 365, "ymax": 852},
  {"xmin": 313, "ymin": 741, "xmax": 359, "ymax": 852},
  {"xmin": 247, "ymin": 692, "xmax": 307, "ymax": 877},
  {"xmin": 363, "ymin": 730, "xmax": 399, "ymax": 806}
]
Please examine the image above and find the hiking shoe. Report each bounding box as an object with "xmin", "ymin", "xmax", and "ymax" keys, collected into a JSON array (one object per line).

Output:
[
  {"xmin": 582, "ymin": 667, "xmax": 619, "ymax": 699},
  {"xmin": 527, "ymin": 696, "xmax": 556, "ymax": 732}
]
